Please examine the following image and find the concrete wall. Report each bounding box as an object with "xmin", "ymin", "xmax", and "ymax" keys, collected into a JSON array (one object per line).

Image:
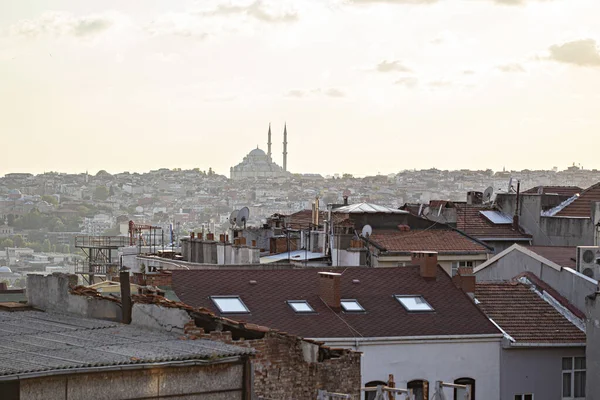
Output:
[
  {"xmin": 131, "ymin": 303, "xmax": 193, "ymax": 335},
  {"xmin": 475, "ymin": 249, "xmax": 598, "ymax": 313},
  {"xmin": 19, "ymin": 363, "xmax": 245, "ymax": 400},
  {"xmin": 27, "ymin": 274, "xmax": 122, "ymax": 322},
  {"xmin": 539, "ymin": 216, "xmax": 594, "ymax": 246},
  {"xmin": 324, "ymin": 338, "xmax": 501, "ymax": 400},
  {"xmin": 501, "ymin": 347, "xmax": 585, "ymax": 400},
  {"xmin": 586, "ymin": 293, "xmax": 600, "ymax": 400}
]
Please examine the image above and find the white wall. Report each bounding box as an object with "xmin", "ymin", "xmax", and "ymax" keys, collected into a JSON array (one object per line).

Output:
[{"xmin": 321, "ymin": 337, "xmax": 501, "ymax": 400}]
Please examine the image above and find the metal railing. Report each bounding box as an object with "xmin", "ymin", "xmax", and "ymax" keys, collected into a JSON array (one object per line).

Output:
[{"xmin": 75, "ymin": 236, "xmax": 129, "ymax": 249}]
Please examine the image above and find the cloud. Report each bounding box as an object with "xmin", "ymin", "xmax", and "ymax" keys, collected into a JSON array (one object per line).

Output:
[
  {"xmin": 9, "ymin": 11, "xmax": 115, "ymax": 38},
  {"xmin": 144, "ymin": 14, "xmax": 209, "ymax": 39},
  {"xmin": 285, "ymin": 88, "xmax": 345, "ymax": 99},
  {"xmin": 462, "ymin": 70, "xmax": 476, "ymax": 75},
  {"xmin": 347, "ymin": 0, "xmax": 438, "ymax": 4},
  {"xmin": 199, "ymin": 1, "xmax": 298, "ymax": 23},
  {"xmin": 285, "ymin": 90, "xmax": 305, "ymax": 98},
  {"xmin": 376, "ymin": 60, "xmax": 412, "ymax": 73},
  {"xmin": 496, "ymin": 63, "xmax": 526, "ymax": 72},
  {"xmin": 429, "ymin": 80, "xmax": 452, "ymax": 88},
  {"xmin": 548, "ymin": 39, "xmax": 600, "ymax": 67},
  {"xmin": 394, "ymin": 77, "xmax": 418, "ymax": 88},
  {"xmin": 324, "ymin": 88, "xmax": 345, "ymax": 97}
]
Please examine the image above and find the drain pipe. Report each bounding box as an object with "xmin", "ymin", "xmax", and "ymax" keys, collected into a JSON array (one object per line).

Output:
[{"xmin": 120, "ymin": 269, "xmax": 132, "ymax": 324}]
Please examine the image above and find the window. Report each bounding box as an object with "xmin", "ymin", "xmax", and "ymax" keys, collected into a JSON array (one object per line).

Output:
[
  {"xmin": 211, "ymin": 296, "xmax": 250, "ymax": 313},
  {"xmin": 514, "ymin": 395, "xmax": 533, "ymax": 400},
  {"xmin": 454, "ymin": 378, "xmax": 475, "ymax": 400},
  {"xmin": 364, "ymin": 380, "xmax": 387, "ymax": 400},
  {"xmin": 452, "ymin": 261, "xmax": 474, "ymax": 277},
  {"xmin": 0, "ymin": 381, "xmax": 19, "ymax": 400},
  {"xmin": 562, "ymin": 356, "xmax": 586, "ymax": 399},
  {"xmin": 287, "ymin": 300, "xmax": 314, "ymax": 313},
  {"xmin": 407, "ymin": 380, "xmax": 429, "ymax": 400},
  {"xmin": 395, "ymin": 295, "xmax": 434, "ymax": 312},
  {"xmin": 341, "ymin": 299, "xmax": 365, "ymax": 312}
]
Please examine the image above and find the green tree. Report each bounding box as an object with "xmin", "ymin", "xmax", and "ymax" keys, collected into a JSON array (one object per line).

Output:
[
  {"xmin": 42, "ymin": 195, "xmax": 58, "ymax": 206},
  {"xmin": 12, "ymin": 235, "xmax": 24, "ymax": 247},
  {"xmin": 42, "ymin": 239, "xmax": 52, "ymax": 252},
  {"xmin": 0, "ymin": 238, "xmax": 14, "ymax": 249},
  {"xmin": 94, "ymin": 186, "xmax": 109, "ymax": 201}
]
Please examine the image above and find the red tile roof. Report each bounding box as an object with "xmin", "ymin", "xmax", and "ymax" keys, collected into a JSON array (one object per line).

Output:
[
  {"xmin": 455, "ymin": 204, "xmax": 532, "ymax": 240},
  {"xmin": 172, "ymin": 267, "xmax": 500, "ymax": 339},
  {"xmin": 523, "ymin": 186, "xmax": 582, "ymax": 196},
  {"xmin": 555, "ymin": 182, "xmax": 600, "ymax": 217},
  {"xmin": 524, "ymin": 246, "xmax": 577, "ymax": 269},
  {"xmin": 475, "ymin": 282, "xmax": 585, "ymax": 344},
  {"xmin": 285, "ymin": 210, "xmax": 328, "ymax": 230},
  {"xmin": 369, "ymin": 228, "xmax": 492, "ymax": 254}
]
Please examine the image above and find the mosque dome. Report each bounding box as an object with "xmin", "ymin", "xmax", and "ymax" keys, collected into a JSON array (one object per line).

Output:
[
  {"xmin": 249, "ymin": 148, "xmax": 267, "ymax": 157},
  {"xmin": 0, "ymin": 266, "xmax": 12, "ymax": 273}
]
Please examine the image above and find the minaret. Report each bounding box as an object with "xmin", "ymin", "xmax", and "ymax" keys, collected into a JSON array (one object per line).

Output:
[
  {"xmin": 283, "ymin": 123, "xmax": 288, "ymax": 172},
  {"xmin": 267, "ymin": 123, "xmax": 272, "ymax": 161}
]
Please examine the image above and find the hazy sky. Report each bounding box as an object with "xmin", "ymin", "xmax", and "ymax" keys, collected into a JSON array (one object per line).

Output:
[{"xmin": 1, "ymin": 0, "xmax": 599, "ymax": 177}]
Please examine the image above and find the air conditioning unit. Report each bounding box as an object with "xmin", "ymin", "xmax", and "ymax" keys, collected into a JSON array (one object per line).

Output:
[{"xmin": 576, "ymin": 246, "xmax": 600, "ymax": 279}]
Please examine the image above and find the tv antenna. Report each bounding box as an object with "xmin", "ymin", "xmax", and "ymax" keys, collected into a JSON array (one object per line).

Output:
[
  {"xmin": 483, "ymin": 186, "xmax": 494, "ymax": 203},
  {"xmin": 361, "ymin": 224, "xmax": 373, "ymax": 238},
  {"xmin": 236, "ymin": 207, "xmax": 250, "ymax": 229}
]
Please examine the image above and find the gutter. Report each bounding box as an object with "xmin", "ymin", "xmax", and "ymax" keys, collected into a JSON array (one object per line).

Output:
[
  {"xmin": 309, "ymin": 334, "xmax": 503, "ymax": 346},
  {"xmin": 0, "ymin": 356, "xmax": 242, "ymax": 382},
  {"xmin": 507, "ymin": 342, "xmax": 586, "ymax": 348}
]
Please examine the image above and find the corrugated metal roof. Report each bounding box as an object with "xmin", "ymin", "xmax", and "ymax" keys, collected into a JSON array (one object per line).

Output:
[
  {"xmin": 0, "ymin": 310, "xmax": 253, "ymax": 378},
  {"xmin": 332, "ymin": 203, "xmax": 408, "ymax": 214}
]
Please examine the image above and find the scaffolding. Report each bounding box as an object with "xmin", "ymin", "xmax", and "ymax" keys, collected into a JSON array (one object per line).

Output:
[{"xmin": 74, "ymin": 235, "xmax": 128, "ymax": 284}]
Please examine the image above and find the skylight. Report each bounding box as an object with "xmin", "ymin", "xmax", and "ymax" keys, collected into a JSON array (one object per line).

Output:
[
  {"xmin": 395, "ymin": 295, "xmax": 434, "ymax": 312},
  {"xmin": 287, "ymin": 300, "xmax": 315, "ymax": 313},
  {"xmin": 341, "ymin": 299, "xmax": 365, "ymax": 312},
  {"xmin": 211, "ymin": 296, "xmax": 250, "ymax": 313}
]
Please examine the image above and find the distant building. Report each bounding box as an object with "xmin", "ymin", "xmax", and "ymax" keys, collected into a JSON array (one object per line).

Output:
[{"xmin": 230, "ymin": 124, "xmax": 290, "ymax": 180}]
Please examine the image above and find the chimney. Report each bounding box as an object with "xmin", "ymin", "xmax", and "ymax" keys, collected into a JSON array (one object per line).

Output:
[
  {"xmin": 119, "ymin": 270, "xmax": 132, "ymax": 324},
  {"xmin": 466, "ymin": 191, "xmax": 483, "ymax": 205},
  {"xmin": 190, "ymin": 232, "xmax": 195, "ymax": 239},
  {"xmin": 318, "ymin": 272, "xmax": 341, "ymax": 311},
  {"xmin": 452, "ymin": 266, "xmax": 476, "ymax": 298},
  {"xmin": 0, "ymin": 282, "xmax": 7, "ymax": 291},
  {"xmin": 220, "ymin": 234, "xmax": 226, "ymax": 243},
  {"xmin": 343, "ymin": 196, "xmax": 349, "ymax": 206},
  {"xmin": 197, "ymin": 232, "xmax": 203, "ymax": 240},
  {"xmin": 206, "ymin": 233, "xmax": 215, "ymax": 241},
  {"xmin": 411, "ymin": 251, "xmax": 438, "ymax": 280},
  {"xmin": 513, "ymin": 180, "xmax": 521, "ymax": 231}
]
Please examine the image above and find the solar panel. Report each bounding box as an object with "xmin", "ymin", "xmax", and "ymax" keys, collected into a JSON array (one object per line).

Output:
[{"xmin": 480, "ymin": 210, "xmax": 513, "ymax": 225}]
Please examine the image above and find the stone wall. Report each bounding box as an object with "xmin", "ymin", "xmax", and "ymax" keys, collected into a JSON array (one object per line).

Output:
[{"xmin": 184, "ymin": 322, "xmax": 361, "ymax": 400}]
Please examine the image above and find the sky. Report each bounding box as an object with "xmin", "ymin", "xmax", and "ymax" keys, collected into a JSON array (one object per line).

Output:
[{"xmin": 1, "ymin": 0, "xmax": 599, "ymax": 177}]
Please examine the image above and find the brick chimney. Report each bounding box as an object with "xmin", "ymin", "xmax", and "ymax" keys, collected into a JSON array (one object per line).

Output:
[
  {"xmin": 453, "ymin": 265, "xmax": 476, "ymax": 297},
  {"xmin": 0, "ymin": 282, "xmax": 7, "ymax": 291},
  {"xmin": 318, "ymin": 272, "xmax": 341, "ymax": 311},
  {"xmin": 411, "ymin": 251, "xmax": 438, "ymax": 280}
]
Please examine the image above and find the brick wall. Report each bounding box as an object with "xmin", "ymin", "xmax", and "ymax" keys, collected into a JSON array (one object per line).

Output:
[
  {"xmin": 130, "ymin": 272, "xmax": 173, "ymax": 287},
  {"xmin": 184, "ymin": 322, "xmax": 361, "ymax": 399}
]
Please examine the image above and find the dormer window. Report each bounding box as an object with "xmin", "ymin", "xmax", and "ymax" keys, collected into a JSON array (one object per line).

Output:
[
  {"xmin": 341, "ymin": 299, "xmax": 365, "ymax": 312},
  {"xmin": 395, "ymin": 295, "xmax": 434, "ymax": 312},
  {"xmin": 211, "ymin": 296, "xmax": 250, "ymax": 314}
]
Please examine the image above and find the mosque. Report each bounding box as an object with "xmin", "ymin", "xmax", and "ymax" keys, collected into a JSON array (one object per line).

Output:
[{"xmin": 230, "ymin": 124, "xmax": 290, "ymax": 180}]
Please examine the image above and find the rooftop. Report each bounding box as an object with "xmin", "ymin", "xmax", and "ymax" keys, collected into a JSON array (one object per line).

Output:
[
  {"xmin": 524, "ymin": 246, "xmax": 577, "ymax": 269},
  {"xmin": 171, "ymin": 267, "xmax": 500, "ymax": 339},
  {"xmin": 332, "ymin": 203, "xmax": 408, "ymax": 215},
  {"xmin": 523, "ymin": 186, "xmax": 582, "ymax": 196},
  {"xmin": 455, "ymin": 204, "xmax": 532, "ymax": 241},
  {"xmin": 0, "ymin": 310, "xmax": 252, "ymax": 379},
  {"xmin": 369, "ymin": 228, "xmax": 491, "ymax": 254},
  {"xmin": 475, "ymin": 282, "xmax": 585, "ymax": 344},
  {"xmin": 554, "ymin": 181, "xmax": 600, "ymax": 217}
]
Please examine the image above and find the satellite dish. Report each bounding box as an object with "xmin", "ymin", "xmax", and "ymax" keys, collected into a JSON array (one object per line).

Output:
[
  {"xmin": 422, "ymin": 207, "xmax": 431, "ymax": 217},
  {"xmin": 236, "ymin": 207, "xmax": 250, "ymax": 228},
  {"xmin": 483, "ymin": 186, "xmax": 494, "ymax": 203},
  {"xmin": 229, "ymin": 210, "xmax": 239, "ymax": 226},
  {"xmin": 361, "ymin": 225, "xmax": 373, "ymax": 237}
]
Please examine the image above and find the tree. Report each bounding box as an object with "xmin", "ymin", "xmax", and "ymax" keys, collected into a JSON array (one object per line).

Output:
[
  {"xmin": 12, "ymin": 235, "xmax": 24, "ymax": 248},
  {"xmin": 42, "ymin": 239, "xmax": 52, "ymax": 253},
  {"xmin": 0, "ymin": 238, "xmax": 13, "ymax": 249},
  {"xmin": 342, "ymin": 173, "xmax": 354, "ymax": 179},
  {"xmin": 93, "ymin": 186, "xmax": 109, "ymax": 201},
  {"xmin": 42, "ymin": 195, "xmax": 58, "ymax": 206},
  {"xmin": 6, "ymin": 214, "xmax": 16, "ymax": 226}
]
